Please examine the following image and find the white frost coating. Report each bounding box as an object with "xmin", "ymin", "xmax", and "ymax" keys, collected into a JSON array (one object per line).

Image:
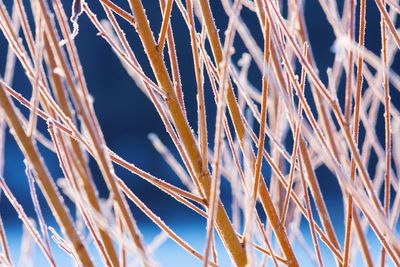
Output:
[
  {"xmin": 59, "ymin": 0, "xmax": 82, "ymax": 47},
  {"xmin": 330, "ymin": 36, "xmax": 350, "ymax": 62},
  {"xmin": 53, "ymin": 66, "xmax": 66, "ymax": 78}
]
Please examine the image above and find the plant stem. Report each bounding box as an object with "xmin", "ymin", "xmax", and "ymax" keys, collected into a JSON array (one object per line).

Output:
[
  {"xmin": 128, "ymin": 0, "xmax": 247, "ymax": 265},
  {"xmin": 0, "ymin": 83, "xmax": 93, "ymax": 267}
]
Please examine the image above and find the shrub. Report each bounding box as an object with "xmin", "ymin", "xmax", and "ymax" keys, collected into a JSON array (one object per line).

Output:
[{"xmin": 0, "ymin": 0, "xmax": 399, "ymax": 266}]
